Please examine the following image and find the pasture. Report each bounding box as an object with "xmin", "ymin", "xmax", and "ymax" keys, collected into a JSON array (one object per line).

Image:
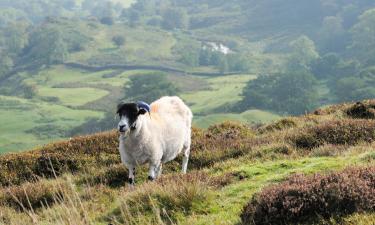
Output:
[{"xmin": 1, "ymin": 65, "xmax": 276, "ymax": 152}]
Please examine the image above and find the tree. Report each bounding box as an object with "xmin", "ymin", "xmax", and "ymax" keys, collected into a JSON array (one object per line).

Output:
[
  {"xmin": 124, "ymin": 72, "xmax": 179, "ymax": 103},
  {"xmin": 350, "ymin": 8, "xmax": 375, "ymax": 64},
  {"xmin": 311, "ymin": 53, "xmax": 341, "ymax": 79},
  {"xmin": 287, "ymin": 35, "xmax": 319, "ymax": 71},
  {"xmin": 0, "ymin": 51, "xmax": 13, "ymax": 78},
  {"xmin": 240, "ymin": 71, "xmax": 318, "ymax": 115},
  {"xmin": 23, "ymin": 26, "xmax": 68, "ymax": 66},
  {"xmin": 3, "ymin": 21, "xmax": 29, "ymax": 58},
  {"xmin": 318, "ymin": 16, "xmax": 348, "ymax": 53},
  {"xmin": 333, "ymin": 77, "xmax": 366, "ymax": 102},
  {"xmin": 162, "ymin": 8, "xmax": 189, "ymax": 30},
  {"xmin": 112, "ymin": 35, "xmax": 125, "ymax": 47}
]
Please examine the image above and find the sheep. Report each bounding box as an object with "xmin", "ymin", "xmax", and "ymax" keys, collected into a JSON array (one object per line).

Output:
[{"xmin": 116, "ymin": 96, "xmax": 193, "ymax": 185}]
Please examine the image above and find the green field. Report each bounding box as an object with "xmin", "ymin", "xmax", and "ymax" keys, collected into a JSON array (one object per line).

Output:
[
  {"xmin": 0, "ymin": 95, "xmax": 104, "ymax": 153},
  {"xmin": 194, "ymin": 110, "xmax": 281, "ymax": 128},
  {"xmin": 0, "ymin": 65, "xmax": 279, "ymax": 153}
]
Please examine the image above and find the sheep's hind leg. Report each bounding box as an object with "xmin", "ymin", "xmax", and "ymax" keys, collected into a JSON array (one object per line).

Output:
[
  {"xmin": 128, "ymin": 166, "xmax": 136, "ymax": 185},
  {"xmin": 181, "ymin": 142, "xmax": 190, "ymax": 174}
]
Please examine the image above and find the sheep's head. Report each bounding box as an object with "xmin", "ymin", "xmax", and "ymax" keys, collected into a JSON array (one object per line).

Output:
[{"xmin": 116, "ymin": 101, "xmax": 150, "ymax": 133}]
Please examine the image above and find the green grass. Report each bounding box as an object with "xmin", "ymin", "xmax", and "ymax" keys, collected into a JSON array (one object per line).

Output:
[
  {"xmin": 38, "ymin": 87, "xmax": 109, "ymax": 107},
  {"xmin": 194, "ymin": 110, "xmax": 281, "ymax": 128},
  {"xmin": 67, "ymin": 24, "xmax": 177, "ymax": 66},
  {"xmin": 0, "ymin": 95, "xmax": 104, "ymax": 153},
  {"xmin": 181, "ymin": 74, "xmax": 256, "ymax": 114},
  {"xmin": 184, "ymin": 154, "xmax": 368, "ymax": 224}
]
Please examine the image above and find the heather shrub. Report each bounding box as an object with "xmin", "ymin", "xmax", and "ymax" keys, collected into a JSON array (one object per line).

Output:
[
  {"xmin": 0, "ymin": 131, "xmax": 120, "ymax": 186},
  {"xmin": 188, "ymin": 122, "xmax": 255, "ymax": 168},
  {"xmin": 292, "ymin": 119, "xmax": 375, "ymax": 149},
  {"xmin": 346, "ymin": 101, "xmax": 375, "ymax": 119},
  {"xmin": 205, "ymin": 121, "xmax": 254, "ymax": 140},
  {"xmin": 241, "ymin": 167, "xmax": 375, "ymax": 225},
  {"xmin": 258, "ymin": 118, "xmax": 297, "ymax": 134}
]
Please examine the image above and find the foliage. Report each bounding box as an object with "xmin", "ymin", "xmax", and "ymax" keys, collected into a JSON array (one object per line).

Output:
[
  {"xmin": 124, "ymin": 72, "xmax": 180, "ymax": 103},
  {"xmin": 287, "ymin": 35, "xmax": 319, "ymax": 71},
  {"xmin": 162, "ymin": 8, "xmax": 189, "ymax": 30},
  {"xmin": 311, "ymin": 53, "xmax": 341, "ymax": 79},
  {"xmin": 241, "ymin": 166, "xmax": 375, "ymax": 225},
  {"xmin": 350, "ymin": 8, "xmax": 375, "ymax": 64},
  {"xmin": 241, "ymin": 71, "xmax": 318, "ymax": 115},
  {"xmin": 112, "ymin": 35, "xmax": 125, "ymax": 47},
  {"xmin": 21, "ymin": 83, "xmax": 37, "ymax": 99},
  {"xmin": 332, "ymin": 76, "xmax": 375, "ymax": 102},
  {"xmin": 22, "ymin": 26, "xmax": 68, "ymax": 66},
  {"xmin": 0, "ymin": 51, "xmax": 13, "ymax": 78}
]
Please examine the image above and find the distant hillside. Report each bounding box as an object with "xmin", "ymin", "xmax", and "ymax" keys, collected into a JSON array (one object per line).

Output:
[
  {"xmin": 0, "ymin": 99, "xmax": 374, "ymax": 224},
  {"xmin": 2, "ymin": 0, "xmax": 375, "ymax": 153}
]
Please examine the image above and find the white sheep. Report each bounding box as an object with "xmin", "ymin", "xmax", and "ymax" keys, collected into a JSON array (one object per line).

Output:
[{"xmin": 117, "ymin": 96, "xmax": 193, "ymax": 184}]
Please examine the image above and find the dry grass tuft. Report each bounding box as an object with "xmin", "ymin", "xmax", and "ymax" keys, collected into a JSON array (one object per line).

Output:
[
  {"xmin": 0, "ymin": 179, "xmax": 70, "ymax": 211},
  {"xmin": 108, "ymin": 172, "xmax": 213, "ymax": 224}
]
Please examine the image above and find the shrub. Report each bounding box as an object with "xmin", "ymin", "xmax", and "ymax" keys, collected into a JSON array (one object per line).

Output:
[
  {"xmin": 205, "ymin": 121, "xmax": 254, "ymax": 140},
  {"xmin": 258, "ymin": 118, "xmax": 297, "ymax": 133},
  {"xmin": 241, "ymin": 166, "xmax": 375, "ymax": 225},
  {"xmin": 346, "ymin": 101, "xmax": 375, "ymax": 119},
  {"xmin": 0, "ymin": 131, "xmax": 119, "ymax": 186},
  {"xmin": 292, "ymin": 119, "xmax": 375, "ymax": 149},
  {"xmin": 112, "ymin": 35, "xmax": 125, "ymax": 47}
]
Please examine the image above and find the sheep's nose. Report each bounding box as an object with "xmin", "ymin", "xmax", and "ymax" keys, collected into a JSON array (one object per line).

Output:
[{"xmin": 119, "ymin": 125, "xmax": 126, "ymax": 132}]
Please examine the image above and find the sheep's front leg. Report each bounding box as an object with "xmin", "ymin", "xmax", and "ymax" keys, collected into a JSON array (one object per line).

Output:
[
  {"xmin": 155, "ymin": 163, "xmax": 163, "ymax": 178},
  {"xmin": 148, "ymin": 164, "xmax": 157, "ymax": 181}
]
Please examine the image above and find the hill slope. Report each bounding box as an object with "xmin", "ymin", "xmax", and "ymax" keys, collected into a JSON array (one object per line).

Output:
[{"xmin": 0, "ymin": 100, "xmax": 374, "ymax": 224}]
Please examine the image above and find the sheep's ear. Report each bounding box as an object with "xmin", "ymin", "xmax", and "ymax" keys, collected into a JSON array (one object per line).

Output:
[
  {"xmin": 138, "ymin": 108, "xmax": 147, "ymax": 115},
  {"xmin": 137, "ymin": 101, "xmax": 150, "ymax": 115}
]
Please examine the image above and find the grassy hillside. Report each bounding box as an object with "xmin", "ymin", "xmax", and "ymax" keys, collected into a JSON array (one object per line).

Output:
[
  {"xmin": 0, "ymin": 64, "xmax": 277, "ymax": 152},
  {"xmin": 0, "ymin": 16, "xmax": 282, "ymax": 153},
  {"xmin": 0, "ymin": 100, "xmax": 374, "ymax": 224},
  {"xmin": 2, "ymin": 0, "xmax": 375, "ymax": 154}
]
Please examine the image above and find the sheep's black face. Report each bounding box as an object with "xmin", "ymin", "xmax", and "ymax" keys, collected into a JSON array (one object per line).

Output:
[{"xmin": 116, "ymin": 103, "xmax": 148, "ymax": 133}]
